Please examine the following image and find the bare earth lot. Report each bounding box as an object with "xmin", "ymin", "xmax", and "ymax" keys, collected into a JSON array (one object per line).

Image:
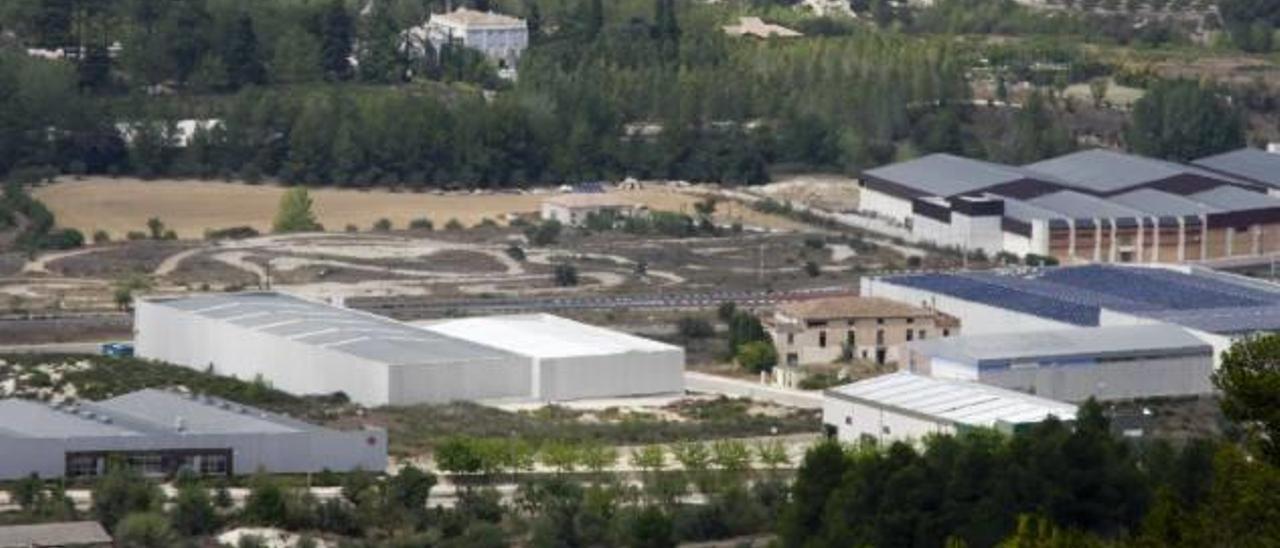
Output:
[{"xmin": 34, "ymin": 178, "xmax": 808, "ymax": 238}]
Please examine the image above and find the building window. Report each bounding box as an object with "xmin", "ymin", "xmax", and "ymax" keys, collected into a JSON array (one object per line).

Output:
[
  {"xmin": 847, "ymin": 330, "xmax": 855, "ymax": 345},
  {"xmin": 127, "ymin": 454, "xmax": 164, "ymax": 477},
  {"xmin": 845, "ymin": 415, "xmax": 853, "ymax": 425},
  {"xmin": 66, "ymin": 455, "xmax": 101, "ymax": 478},
  {"xmin": 919, "ymin": 330, "xmax": 927, "ymax": 340},
  {"xmin": 876, "ymin": 329, "xmax": 885, "ymax": 346},
  {"xmin": 877, "ymin": 318, "xmax": 884, "ymax": 325},
  {"xmin": 818, "ymin": 331, "xmax": 827, "ymax": 348},
  {"xmin": 201, "ymin": 454, "xmax": 229, "ymax": 476},
  {"xmin": 787, "ymin": 333, "xmax": 794, "ymax": 345},
  {"xmin": 786, "ymin": 353, "xmax": 798, "ymax": 366},
  {"xmin": 906, "ymin": 330, "xmax": 914, "ymax": 341},
  {"xmin": 943, "ymin": 329, "xmax": 951, "ymax": 337},
  {"xmin": 907, "ymin": 318, "xmax": 915, "ymax": 324}
]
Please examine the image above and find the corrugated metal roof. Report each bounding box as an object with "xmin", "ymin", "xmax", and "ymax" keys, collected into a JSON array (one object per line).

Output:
[
  {"xmin": 863, "ymin": 154, "xmax": 1057, "ymax": 197},
  {"xmin": 145, "ymin": 292, "xmax": 515, "ymax": 366},
  {"xmin": 827, "ymin": 372, "xmax": 1076, "ymax": 427},
  {"xmin": 1189, "ymin": 186, "xmax": 1280, "ymax": 211},
  {"xmin": 0, "ymin": 389, "xmax": 326, "ymax": 439},
  {"xmin": 1193, "ymin": 148, "xmax": 1280, "ymax": 188},
  {"xmin": 0, "ymin": 521, "xmax": 112, "ymax": 547},
  {"xmin": 1027, "ymin": 190, "xmax": 1144, "ymax": 219},
  {"xmin": 907, "ymin": 325, "xmax": 1210, "ymax": 364},
  {"xmin": 415, "ymin": 314, "xmax": 678, "ymax": 359},
  {"xmin": 1024, "ymin": 149, "xmax": 1241, "ymax": 193},
  {"xmin": 1109, "ymin": 188, "xmax": 1220, "ymax": 216}
]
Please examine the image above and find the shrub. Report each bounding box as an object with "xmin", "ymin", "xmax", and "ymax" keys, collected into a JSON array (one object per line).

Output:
[
  {"xmin": 42, "ymin": 228, "xmax": 84, "ymax": 249},
  {"xmin": 205, "ymin": 226, "xmax": 260, "ymax": 240},
  {"xmin": 525, "ymin": 220, "xmax": 562, "ymax": 246},
  {"xmin": 505, "ymin": 245, "xmax": 526, "ymax": 261},
  {"xmin": 344, "ymin": 224, "xmax": 358, "ymax": 233},
  {"xmin": 126, "ymin": 231, "xmax": 148, "ymax": 241},
  {"xmin": 445, "ymin": 218, "xmax": 465, "ymax": 230},
  {"xmin": 803, "ymin": 236, "xmax": 826, "ymax": 250},
  {"xmin": 408, "ymin": 217, "xmax": 434, "ymax": 231},
  {"xmin": 803, "ymin": 260, "xmax": 821, "ymax": 277},
  {"xmin": 161, "ymin": 229, "xmax": 177, "ymax": 240},
  {"xmin": 676, "ymin": 317, "xmax": 715, "ymax": 340},
  {"xmin": 553, "ymin": 263, "xmax": 579, "ymax": 287},
  {"xmin": 477, "ymin": 217, "xmax": 498, "ymax": 228},
  {"xmin": 373, "ymin": 218, "xmax": 393, "ymax": 232},
  {"xmin": 717, "ymin": 302, "xmax": 737, "ymax": 323},
  {"xmin": 92, "ymin": 230, "xmax": 110, "ymax": 244},
  {"xmin": 736, "ymin": 341, "xmax": 778, "ymax": 374},
  {"xmin": 114, "ymin": 512, "xmax": 177, "ymax": 547}
]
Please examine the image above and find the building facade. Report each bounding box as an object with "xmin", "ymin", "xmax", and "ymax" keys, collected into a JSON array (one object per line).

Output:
[
  {"xmin": 766, "ymin": 296, "xmax": 958, "ymax": 387},
  {"xmin": 540, "ymin": 194, "xmax": 644, "ymax": 226},
  {"xmin": 425, "ymin": 8, "xmax": 528, "ymax": 68},
  {"xmin": 0, "ymin": 389, "xmax": 386, "ymax": 481}
]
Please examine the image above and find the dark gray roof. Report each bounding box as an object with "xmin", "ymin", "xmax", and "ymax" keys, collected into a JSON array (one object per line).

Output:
[
  {"xmin": 0, "ymin": 521, "xmax": 112, "ymax": 547},
  {"xmin": 1189, "ymin": 186, "xmax": 1280, "ymax": 211},
  {"xmin": 1027, "ymin": 190, "xmax": 1143, "ymax": 219},
  {"xmin": 1001, "ymin": 197, "xmax": 1064, "ymax": 222},
  {"xmin": 863, "ymin": 153, "xmax": 1057, "ymax": 197},
  {"xmin": 145, "ymin": 292, "xmax": 516, "ymax": 366},
  {"xmin": 907, "ymin": 325, "xmax": 1210, "ymax": 364},
  {"xmin": 1193, "ymin": 148, "xmax": 1280, "ymax": 188},
  {"xmin": 1024, "ymin": 149, "xmax": 1240, "ymax": 193},
  {"xmin": 1109, "ymin": 188, "xmax": 1220, "ymax": 216},
  {"xmin": 0, "ymin": 389, "xmax": 328, "ymax": 439}
]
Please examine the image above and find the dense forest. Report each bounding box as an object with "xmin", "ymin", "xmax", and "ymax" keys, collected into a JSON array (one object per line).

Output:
[{"xmin": 0, "ymin": 0, "xmax": 1254, "ymax": 193}]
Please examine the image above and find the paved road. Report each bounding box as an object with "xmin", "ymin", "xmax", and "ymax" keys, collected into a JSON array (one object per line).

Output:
[{"xmin": 684, "ymin": 372, "xmax": 823, "ymax": 410}]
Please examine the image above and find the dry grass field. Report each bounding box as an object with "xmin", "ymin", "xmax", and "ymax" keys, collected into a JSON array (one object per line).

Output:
[{"xmin": 34, "ymin": 178, "xmax": 807, "ymax": 238}]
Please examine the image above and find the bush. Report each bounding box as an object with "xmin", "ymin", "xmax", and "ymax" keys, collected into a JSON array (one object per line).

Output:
[
  {"xmin": 803, "ymin": 260, "xmax": 821, "ymax": 277},
  {"xmin": 797, "ymin": 371, "xmax": 844, "ymax": 390},
  {"xmin": 126, "ymin": 231, "xmax": 148, "ymax": 241},
  {"xmin": 445, "ymin": 218, "xmax": 465, "ymax": 230},
  {"xmin": 906, "ymin": 256, "xmax": 923, "ymax": 269},
  {"xmin": 477, "ymin": 217, "xmax": 498, "ymax": 228},
  {"xmin": 525, "ymin": 220, "xmax": 562, "ymax": 246},
  {"xmin": 161, "ymin": 229, "xmax": 177, "ymax": 240},
  {"xmin": 554, "ymin": 263, "xmax": 579, "ymax": 287},
  {"xmin": 92, "ymin": 230, "xmax": 111, "ymax": 244},
  {"xmin": 205, "ymin": 226, "xmax": 260, "ymax": 240},
  {"xmin": 243, "ymin": 475, "xmax": 288, "ymax": 526},
  {"xmin": 717, "ymin": 302, "xmax": 737, "ymax": 323},
  {"xmin": 803, "ymin": 236, "xmax": 826, "ymax": 250},
  {"xmin": 505, "ymin": 245, "xmax": 526, "ymax": 261},
  {"xmin": 736, "ymin": 341, "xmax": 778, "ymax": 374},
  {"xmin": 408, "ymin": 217, "xmax": 434, "ymax": 231},
  {"xmin": 373, "ymin": 218, "xmax": 393, "ymax": 232},
  {"xmin": 344, "ymin": 224, "xmax": 358, "ymax": 233},
  {"xmin": 42, "ymin": 228, "xmax": 84, "ymax": 249},
  {"xmin": 114, "ymin": 512, "xmax": 177, "ymax": 547},
  {"xmin": 676, "ymin": 317, "xmax": 715, "ymax": 340}
]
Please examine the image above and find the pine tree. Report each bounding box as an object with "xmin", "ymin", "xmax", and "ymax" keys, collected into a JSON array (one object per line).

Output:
[
  {"xmin": 34, "ymin": 0, "xmax": 74, "ymax": 48},
  {"xmin": 319, "ymin": 0, "xmax": 354, "ymax": 82},
  {"xmin": 358, "ymin": 4, "xmax": 408, "ymax": 84},
  {"xmin": 225, "ymin": 13, "xmax": 266, "ymax": 89},
  {"xmin": 272, "ymin": 187, "xmax": 322, "ymax": 233}
]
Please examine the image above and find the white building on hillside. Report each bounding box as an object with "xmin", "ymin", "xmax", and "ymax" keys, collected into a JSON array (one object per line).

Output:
[{"xmin": 422, "ymin": 8, "xmax": 528, "ymax": 68}]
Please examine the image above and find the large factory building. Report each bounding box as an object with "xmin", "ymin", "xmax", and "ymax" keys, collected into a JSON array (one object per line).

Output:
[
  {"xmin": 0, "ymin": 389, "xmax": 386, "ymax": 481},
  {"xmin": 859, "ymin": 148, "xmax": 1280, "ymax": 264},
  {"xmin": 136, "ymin": 293, "xmax": 685, "ymax": 406}
]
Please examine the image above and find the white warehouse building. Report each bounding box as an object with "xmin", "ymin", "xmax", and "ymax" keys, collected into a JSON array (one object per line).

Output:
[
  {"xmin": 905, "ymin": 325, "xmax": 1215, "ymax": 402},
  {"xmin": 136, "ymin": 293, "xmax": 684, "ymax": 407},
  {"xmin": 823, "ymin": 372, "xmax": 1076, "ymax": 446},
  {"xmin": 415, "ymin": 313, "xmax": 685, "ymax": 402}
]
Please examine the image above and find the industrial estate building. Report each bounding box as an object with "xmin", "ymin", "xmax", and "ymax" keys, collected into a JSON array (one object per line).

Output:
[
  {"xmin": 904, "ymin": 325, "xmax": 1215, "ymax": 402},
  {"xmin": 823, "ymin": 372, "xmax": 1077, "ymax": 445},
  {"xmin": 0, "ymin": 389, "xmax": 387, "ymax": 481},
  {"xmin": 136, "ymin": 293, "xmax": 685, "ymax": 406},
  {"xmin": 863, "ymin": 264, "xmax": 1280, "ymax": 361},
  {"xmin": 859, "ymin": 148, "xmax": 1280, "ymax": 263},
  {"xmin": 422, "ymin": 7, "xmax": 528, "ymax": 68},
  {"xmin": 414, "ymin": 314, "xmax": 685, "ymax": 401},
  {"xmin": 765, "ymin": 296, "xmax": 959, "ymax": 387}
]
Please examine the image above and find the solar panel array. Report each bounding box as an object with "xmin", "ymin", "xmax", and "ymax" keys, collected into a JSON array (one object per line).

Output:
[{"xmin": 885, "ymin": 265, "xmax": 1280, "ymax": 334}]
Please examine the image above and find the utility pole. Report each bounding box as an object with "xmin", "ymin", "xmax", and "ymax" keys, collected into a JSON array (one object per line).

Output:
[{"xmin": 758, "ymin": 243, "xmax": 765, "ymax": 285}]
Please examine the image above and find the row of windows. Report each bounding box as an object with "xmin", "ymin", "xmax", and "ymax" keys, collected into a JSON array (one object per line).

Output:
[{"xmin": 66, "ymin": 451, "xmax": 230, "ymax": 479}]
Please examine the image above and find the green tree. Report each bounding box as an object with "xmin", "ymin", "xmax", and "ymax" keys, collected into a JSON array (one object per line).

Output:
[
  {"xmin": 1127, "ymin": 79, "xmax": 1245, "ymax": 162},
  {"xmin": 358, "ymin": 3, "xmax": 408, "ymax": 84},
  {"xmin": 272, "ymin": 187, "xmax": 321, "ymax": 233},
  {"xmin": 33, "ymin": 0, "xmax": 74, "ymax": 48},
  {"xmin": 271, "ymin": 28, "xmax": 323, "ymax": 84},
  {"xmin": 319, "ymin": 0, "xmax": 354, "ymax": 81},
  {"xmin": 225, "ymin": 13, "xmax": 266, "ymax": 89},
  {"xmin": 735, "ymin": 341, "xmax": 776, "ymax": 374},
  {"xmin": 92, "ymin": 464, "xmax": 163, "ymax": 530},
  {"xmin": 778, "ymin": 441, "xmax": 847, "ymax": 547},
  {"xmin": 170, "ymin": 479, "xmax": 217, "ymax": 536},
  {"xmin": 242, "ymin": 475, "xmax": 288, "ymax": 526},
  {"xmin": 627, "ymin": 506, "xmax": 675, "ymax": 548},
  {"xmin": 1214, "ymin": 334, "xmax": 1280, "ymax": 466},
  {"xmin": 388, "ymin": 464, "xmax": 437, "ymax": 511}
]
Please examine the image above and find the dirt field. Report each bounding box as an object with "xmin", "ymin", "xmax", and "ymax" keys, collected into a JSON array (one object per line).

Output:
[{"xmin": 34, "ymin": 178, "xmax": 807, "ymax": 238}]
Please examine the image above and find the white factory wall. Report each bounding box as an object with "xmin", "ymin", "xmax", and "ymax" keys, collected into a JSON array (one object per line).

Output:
[
  {"xmin": 390, "ymin": 358, "xmax": 531, "ymax": 404},
  {"xmin": 0, "ymin": 430, "xmax": 387, "ymax": 480},
  {"xmin": 861, "ymin": 278, "xmax": 1076, "ymax": 335},
  {"xmin": 136, "ymin": 300, "xmax": 392, "ymax": 405},
  {"xmin": 971, "ymin": 353, "xmax": 1215, "ymax": 402},
  {"xmin": 859, "ymin": 187, "xmax": 914, "ymax": 223},
  {"xmin": 823, "ymin": 395, "xmax": 952, "ymax": 446},
  {"xmin": 953, "ymin": 213, "xmax": 1005, "ymax": 255},
  {"xmin": 536, "ymin": 349, "xmax": 685, "ymax": 401},
  {"xmin": 1098, "ymin": 308, "xmax": 1234, "ymax": 368}
]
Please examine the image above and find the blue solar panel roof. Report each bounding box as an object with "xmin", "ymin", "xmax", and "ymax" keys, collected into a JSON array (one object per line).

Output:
[{"xmin": 883, "ymin": 265, "xmax": 1280, "ymax": 334}]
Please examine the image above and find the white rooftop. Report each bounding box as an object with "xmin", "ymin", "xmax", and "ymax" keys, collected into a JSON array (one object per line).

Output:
[
  {"xmin": 431, "ymin": 8, "xmax": 526, "ymax": 28},
  {"xmin": 827, "ymin": 372, "xmax": 1077, "ymax": 428},
  {"xmin": 415, "ymin": 313, "xmax": 679, "ymax": 359}
]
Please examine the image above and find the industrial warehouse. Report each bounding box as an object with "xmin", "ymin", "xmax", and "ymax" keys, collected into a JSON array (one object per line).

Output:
[
  {"xmin": 823, "ymin": 372, "xmax": 1077, "ymax": 445},
  {"xmin": 136, "ymin": 292, "xmax": 685, "ymax": 406},
  {"xmin": 864, "ymin": 264, "xmax": 1280, "ymax": 360},
  {"xmin": 904, "ymin": 325, "xmax": 1215, "ymax": 402},
  {"xmin": 0, "ymin": 389, "xmax": 387, "ymax": 481},
  {"xmin": 859, "ymin": 148, "xmax": 1280, "ymax": 263}
]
